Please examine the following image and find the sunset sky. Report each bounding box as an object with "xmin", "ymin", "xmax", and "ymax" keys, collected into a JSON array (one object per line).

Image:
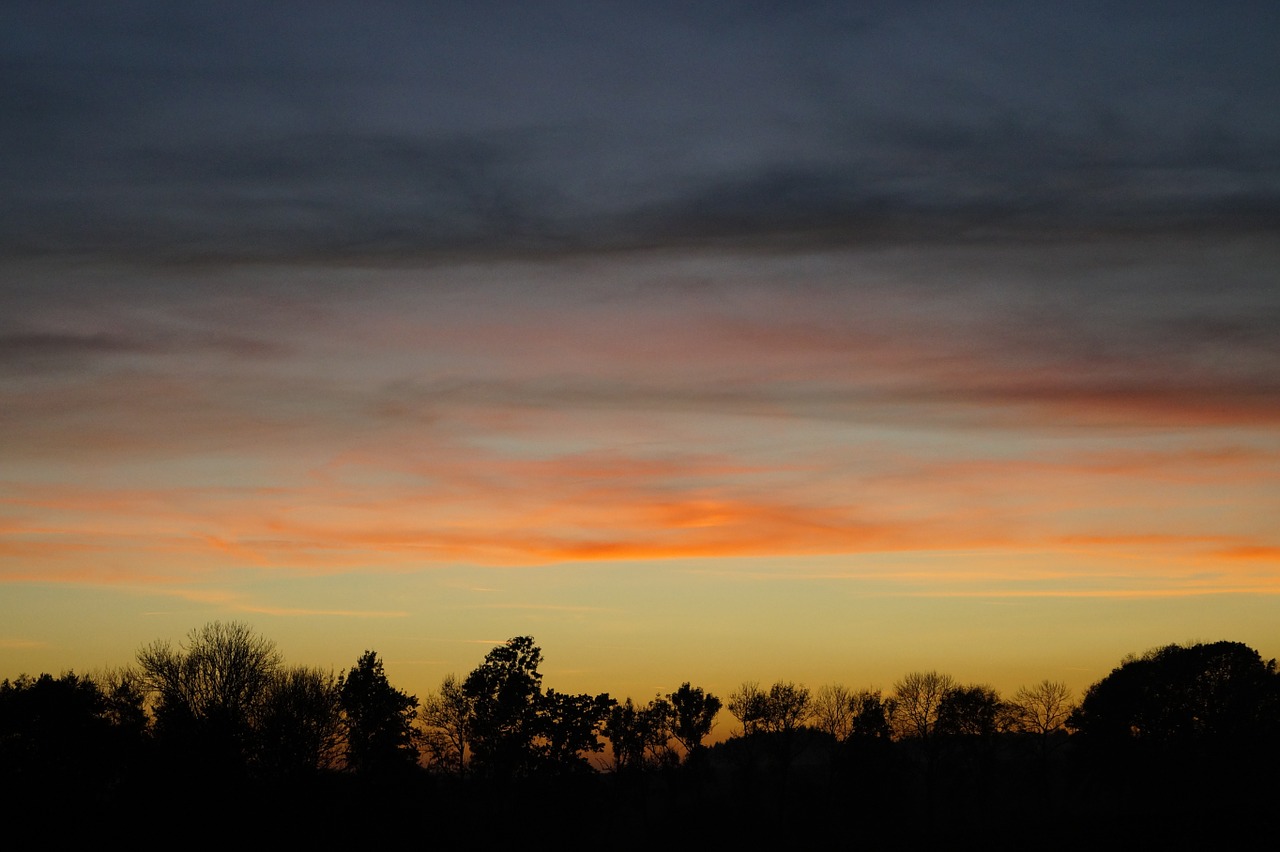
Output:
[{"xmin": 3, "ymin": 2, "xmax": 1278, "ymax": 717}]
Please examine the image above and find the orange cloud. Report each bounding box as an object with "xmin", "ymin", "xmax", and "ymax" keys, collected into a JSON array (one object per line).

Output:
[
  {"xmin": 1212, "ymin": 546, "xmax": 1280, "ymax": 562},
  {"xmin": 3, "ymin": 421, "xmax": 1276, "ymax": 591}
]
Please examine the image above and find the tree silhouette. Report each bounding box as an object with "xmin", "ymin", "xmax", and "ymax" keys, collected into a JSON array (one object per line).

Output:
[
  {"xmin": 1071, "ymin": 641, "xmax": 1279, "ymax": 745},
  {"xmin": 137, "ymin": 621, "xmax": 283, "ymax": 774},
  {"xmin": 849, "ymin": 689, "xmax": 895, "ymax": 741},
  {"xmin": 813, "ymin": 683, "xmax": 855, "ymax": 741},
  {"xmin": 1010, "ymin": 680, "xmax": 1073, "ymax": 760},
  {"xmin": 891, "ymin": 668, "xmax": 958, "ymax": 808},
  {"xmin": 1011, "ymin": 681, "xmax": 1073, "ymax": 735},
  {"xmin": 605, "ymin": 696, "xmax": 675, "ymax": 772},
  {"xmin": 420, "ymin": 673, "xmax": 471, "ymax": 775},
  {"xmin": 1067, "ymin": 641, "xmax": 1280, "ymax": 838},
  {"xmin": 337, "ymin": 651, "xmax": 419, "ymax": 776},
  {"xmin": 459, "ymin": 636, "xmax": 620, "ymax": 776},
  {"xmin": 0, "ymin": 671, "xmax": 144, "ymax": 800},
  {"xmin": 14, "ymin": 623, "xmax": 1280, "ymax": 843},
  {"xmin": 933, "ymin": 683, "xmax": 1009, "ymax": 808},
  {"xmin": 93, "ymin": 666, "xmax": 149, "ymax": 739},
  {"xmin": 463, "ymin": 636, "xmax": 544, "ymax": 777},
  {"xmin": 668, "ymin": 682, "xmax": 721, "ymax": 760},
  {"xmin": 538, "ymin": 687, "xmax": 615, "ymax": 773},
  {"xmin": 728, "ymin": 681, "xmax": 768, "ymax": 736},
  {"xmin": 936, "ymin": 684, "xmax": 1007, "ymax": 739},
  {"xmin": 726, "ymin": 680, "xmax": 814, "ymax": 780},
  {"xmin": 759, "ymin": 681, "xmax": 813, "ymax": 736},
  {"xmin": 257, "ymin": 666, "xmax": 342, "ymax": 777},
  {"xmin": 892, "ymin": 670, "xmax": 955, "ymax": 742}
]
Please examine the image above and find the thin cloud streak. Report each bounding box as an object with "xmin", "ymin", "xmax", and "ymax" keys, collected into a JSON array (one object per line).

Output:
[
  {"xmin": 238, "ymin": 604, "xmax": 409, "ymax": 618},
  {"xmin": 904, "ymin": 587, "xmax": 1280, "ymax": 599},
  {"xmin": 0, "ymin": 639, "xmax": 46, "ymax": 650},
  {"xmin": 474, "ymin": 603, "xmax": 615, "ymax": 614}
]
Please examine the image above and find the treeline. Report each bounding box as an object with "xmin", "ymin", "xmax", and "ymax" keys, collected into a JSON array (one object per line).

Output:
[{"xmin": 3, "ymin": 625, "xmax": 1279, "ymax": 845}]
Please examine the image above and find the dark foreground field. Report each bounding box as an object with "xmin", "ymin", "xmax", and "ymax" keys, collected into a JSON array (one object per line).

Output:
[{"xmin": 7, "ymin": 735, "xmax": 1272, "ymax": 850}]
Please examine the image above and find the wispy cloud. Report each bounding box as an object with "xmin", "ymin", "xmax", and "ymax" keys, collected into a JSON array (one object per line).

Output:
[{"xmin": 0, "ymin": 639, "xmax": 46, "ymax": 650}]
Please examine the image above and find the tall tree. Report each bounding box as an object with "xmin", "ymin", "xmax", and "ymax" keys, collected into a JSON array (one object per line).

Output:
[
  {"xmin": 337, "ymin": 651, "xmax": 420, "ymax": 776},
  {"xmin": 462, "ymin": 636, "xmax": 544, "ymax": 776}
]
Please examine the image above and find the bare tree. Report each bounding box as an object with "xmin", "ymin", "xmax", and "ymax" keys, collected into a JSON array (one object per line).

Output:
[
  {"xmin": 257, "ymin": 665, "xmax": 342, "ymax": 775},
  {"xmin": 728, "ymin": 681, "xmax": 768, "ymax": 736},
  {"xmin": 420, "ymin": 673, "xmax": 471, "ymax": 775},
  {"xmin": 813, "ymin": 684, "xmax": 855, "ymax": 741},
  {"xmin": 727, "ymin": 680, "xmax": 814, "ymax": 780},
  {"xmin": 730, "ymin": 680, "xmax": 813, "ymax": 737},
  {"xmin": 137, "ymin": 621, "xmax": 283, "ymax": 767},
  {"xmin": 892, "ymin": 670, "xmax": 956, "ymax": 741},
  {"xmin": 1011, "ymin": 680, "xmax": 1074, "ymax": 738},
  {"xmin": 1011, "ymin": 679, "xmax": 1074, "ymax": 764},
  {"xmin": 813, "ymin": 685, "xmax": 897, "ymax": 742}
]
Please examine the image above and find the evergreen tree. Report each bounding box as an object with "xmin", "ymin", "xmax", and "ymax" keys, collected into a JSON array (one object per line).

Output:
[{"xmin": 337, "ymin": 651, "xmax": 420, "ymax": 775}]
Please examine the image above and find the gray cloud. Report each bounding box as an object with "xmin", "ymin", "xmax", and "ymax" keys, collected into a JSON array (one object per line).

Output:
[
  {"xmin": 0, "ymin": 327, "xmax": 287, "ymax": 377},
  {"xmin": 0, "ymin": 332, "xmax": 140, "ymax": 357}
]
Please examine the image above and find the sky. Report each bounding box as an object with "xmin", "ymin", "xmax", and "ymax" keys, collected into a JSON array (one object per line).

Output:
[{"xmin": 2, "ymin": 2, "xmax": 1279, "ymax": 718}]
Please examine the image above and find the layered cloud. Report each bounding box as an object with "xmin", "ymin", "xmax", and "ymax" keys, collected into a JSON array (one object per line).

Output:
[{"xmin": 3, "ymin": 238, "xmax": 1276, "ymax": 601}]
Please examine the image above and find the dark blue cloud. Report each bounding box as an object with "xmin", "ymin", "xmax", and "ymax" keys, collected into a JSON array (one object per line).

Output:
[{"xmin": 3, "ymin": 1, "xmax": 1277, "ymax": 258}]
